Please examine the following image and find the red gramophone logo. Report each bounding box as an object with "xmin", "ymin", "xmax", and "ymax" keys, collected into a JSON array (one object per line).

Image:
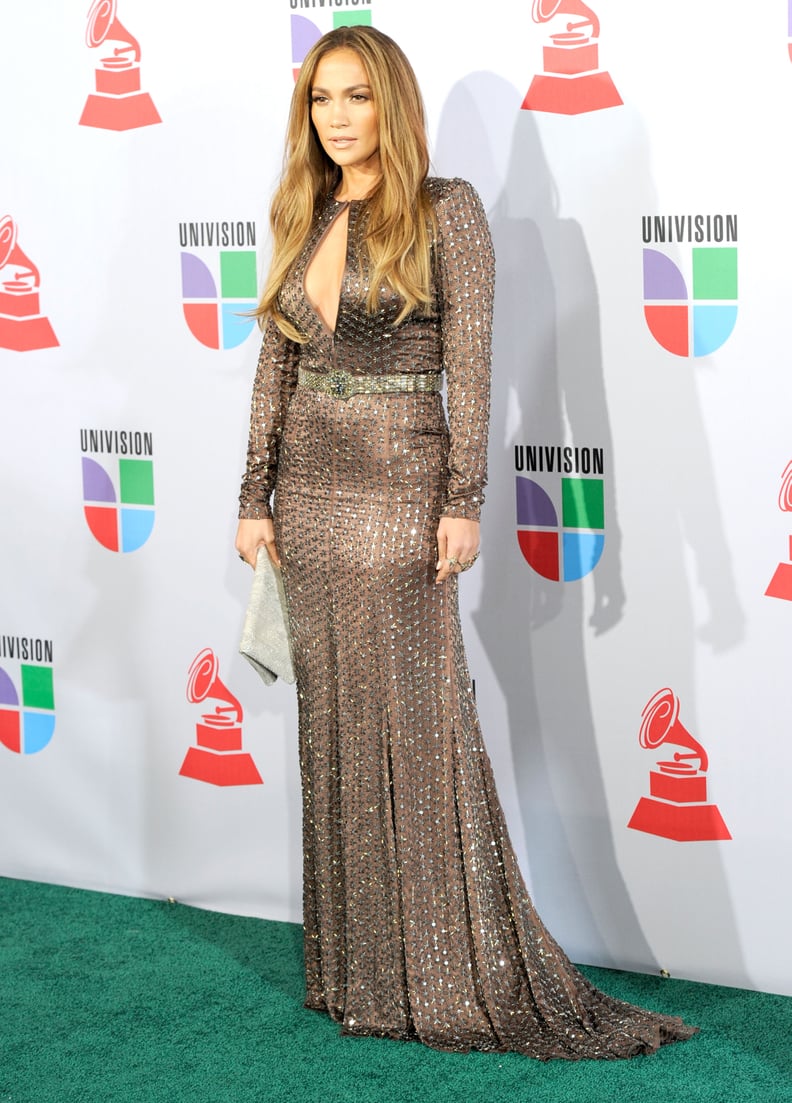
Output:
[
  {"xmin": 79, "ymin": 0, "xmax": 161, "ymax": 131},
  {"xmin": 765, "ymin": 461, "xmax": 792, "ymax": 601},
  {"xmin": 180, "ymin": 648, "xmax": 263, "ymax": 787},
  {"xmin": 628, "ymin": 688, "xmax": 731, "ymax": 842},
  {"xmin": 521, "ymin": 0, "xmax": 622, "ymax": 115},
  {"xmin": 0, "ymin": 217, "xmax": 58, "ymax": 352}
]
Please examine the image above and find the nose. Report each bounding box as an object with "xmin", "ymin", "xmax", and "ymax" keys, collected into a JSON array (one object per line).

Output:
[{"xmin": 330, "ymin": 101, "xmax": 349, "ymax": 128}]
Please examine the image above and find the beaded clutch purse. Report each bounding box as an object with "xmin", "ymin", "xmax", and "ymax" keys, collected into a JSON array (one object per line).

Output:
[{"xmin": 239, "ymin": 547, "xmax": 295, "ymax": 686}]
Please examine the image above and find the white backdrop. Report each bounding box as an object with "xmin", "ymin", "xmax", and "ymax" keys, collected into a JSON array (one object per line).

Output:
[{"xmin": 2, "ymin": 1, "xmax": 791, "ymax": 998}]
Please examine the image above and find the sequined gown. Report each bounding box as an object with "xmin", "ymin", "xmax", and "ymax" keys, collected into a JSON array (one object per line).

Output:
[{"xmin": 239, "ymin": 178, "xmax": 696, "ymax": 1059}]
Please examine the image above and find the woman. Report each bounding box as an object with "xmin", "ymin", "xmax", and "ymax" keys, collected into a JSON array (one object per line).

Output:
[{"xmin": 236, "ymin": 26, "xmax": 696, "ymax": 1059}]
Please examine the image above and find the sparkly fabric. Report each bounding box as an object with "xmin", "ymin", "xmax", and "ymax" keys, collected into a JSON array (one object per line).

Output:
[{"xmin": 239, "ymin": 178, "xmax": 697, "ymax": 1058}]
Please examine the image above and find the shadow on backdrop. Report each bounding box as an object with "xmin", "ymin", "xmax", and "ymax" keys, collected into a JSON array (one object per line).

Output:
[{"xmin": 434, "ymin": 72, "xmax": 746, "ymax": 982}]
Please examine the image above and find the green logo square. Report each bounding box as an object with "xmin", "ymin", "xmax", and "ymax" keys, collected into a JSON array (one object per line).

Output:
[
  {"xmin": 562, "ymin": 478, "xmax": 604, "ymax": 530},
  {"xmin": 21, "ymin": 665, "xmax": 54, "ymax": 710},
  {"xmin": 119, "ymin": 459, "xmax": 155, "ymax": 506},
  {"xmin": 333, "ymin": 11, "xmax": 372, "ymax": 27},
  {"xmin": 693, "ymin": 248, "xmax": 738, "ymax": 300},
  {"xmin": 220, "ymin": 251, "xmax": 258, "ymax": 299}
]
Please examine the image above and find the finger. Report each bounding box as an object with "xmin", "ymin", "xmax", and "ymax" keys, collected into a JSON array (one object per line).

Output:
[
  {"xmin": 435, "ymin": 556, "xmax": 459, "ymax": 584},
  {"xmin": 436, "ymin": 533, "xmax": 448, "ymax": 572},
  {"xmin": 445, "ymin": 548, "xmax": 466, "ymax": 571},
  {"xmin": 263, "ymin": 538, "xmax": 281, "ymax": 568}
]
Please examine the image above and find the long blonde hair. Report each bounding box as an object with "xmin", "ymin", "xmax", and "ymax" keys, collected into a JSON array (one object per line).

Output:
[{"xmin": 257, "ymin": 26, "xmax": 435, "ymax": 340}]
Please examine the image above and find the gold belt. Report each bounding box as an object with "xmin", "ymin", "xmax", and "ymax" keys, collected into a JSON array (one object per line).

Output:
[{"xmin": 297, "ymin": 367, "xmax": 442, "ymax": 401}]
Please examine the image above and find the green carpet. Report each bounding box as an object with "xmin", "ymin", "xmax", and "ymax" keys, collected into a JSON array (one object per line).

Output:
[{"xmin": 1, "ymin": 878, "xmax": 789, "ymax": 1103}]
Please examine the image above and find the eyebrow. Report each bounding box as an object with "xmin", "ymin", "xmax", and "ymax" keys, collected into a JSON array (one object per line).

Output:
[{"xmin": 311, "ymin": 84, "xmax": 372, "ymax": 94}]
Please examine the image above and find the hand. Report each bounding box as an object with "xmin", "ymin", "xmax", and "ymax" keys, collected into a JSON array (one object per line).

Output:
[
  {"xmin": 435, "ymin": 516, "xmax": 480, "ymax": 584},
  {"xmin": 235, "ymin": 517, "xmax": 280, "ymax": 568}
]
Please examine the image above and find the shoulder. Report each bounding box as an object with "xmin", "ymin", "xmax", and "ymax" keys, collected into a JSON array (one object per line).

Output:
[
  {"xmin": 423, "ymin": 178, "xmax": 492, "ymax": 255},
  {"xmin": 424, "ymin": 176, "xmax": 484, "ymax": 213}
]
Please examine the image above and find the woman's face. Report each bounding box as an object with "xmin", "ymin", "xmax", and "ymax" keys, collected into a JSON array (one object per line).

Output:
[{"xmin": 310, "ymin": 48, "xmax": 381, "ymax": 179}]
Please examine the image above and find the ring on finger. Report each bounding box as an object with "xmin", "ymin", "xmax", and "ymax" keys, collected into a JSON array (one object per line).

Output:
[{"xmin": 459, "ymin": 551, "xmax": 480, "ymax": 571}]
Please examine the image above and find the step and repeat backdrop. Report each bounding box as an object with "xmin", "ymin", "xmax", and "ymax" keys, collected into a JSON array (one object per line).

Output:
[{"xmin": 2, "ymin": 1, "xmax": 791, "ymax": 997}]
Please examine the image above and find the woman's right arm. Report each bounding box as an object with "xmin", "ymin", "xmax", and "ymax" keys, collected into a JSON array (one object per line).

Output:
[{"xmin": 236, "ymin": 318, "xmax": 300, "ymax": 566}]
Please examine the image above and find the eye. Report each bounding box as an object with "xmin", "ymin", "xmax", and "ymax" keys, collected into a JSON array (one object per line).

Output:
[
  {"xmin": 311, "ymin": 95, "xmax": 328, "ymax": 105},
  {"xmin": 350, "ymin": 94, "xmax": 369, "ymax": 103}
]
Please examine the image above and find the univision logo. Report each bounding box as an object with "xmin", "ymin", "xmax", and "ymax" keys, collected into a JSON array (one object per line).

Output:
[
  {"xmin": 179, "ymin": 221, "xmax": 259, "ymax": 350},
  {"xmin": 80, "ymin": 429, "xmax": 155, "ymax": 553},
  {"xmin": 515, "ymin": 444, "xmax": 604, "ymax": 581},
  {"xmin": 642, "ymin": 214, "xmax": 738, "ymax": 358},
  {"xmin": 290, "ymin": 0, "xmax": 373, "ymax": 80},
  {"xmin": 0, "ymin": 637, "xmax": 55, "ymax": 755}
]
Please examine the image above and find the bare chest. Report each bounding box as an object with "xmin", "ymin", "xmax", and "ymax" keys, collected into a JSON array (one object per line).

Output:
[{"xmin": 303, "ymin": 206, "xmax": 350, "ymax": 335}]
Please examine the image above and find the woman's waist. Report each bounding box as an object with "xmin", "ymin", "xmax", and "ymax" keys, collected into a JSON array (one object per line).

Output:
[{"xmin": 296, "ymin": 365, "xmax": 442, "ymax": 400}]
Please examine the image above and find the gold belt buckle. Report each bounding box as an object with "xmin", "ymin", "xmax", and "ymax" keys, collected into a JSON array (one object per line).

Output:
[{"xmin": 328, "ymin": 369, "xmax": 354, "ymax": 400}]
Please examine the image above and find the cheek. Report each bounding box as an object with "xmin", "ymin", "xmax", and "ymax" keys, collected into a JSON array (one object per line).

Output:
[
  {"xmin": 310, "ymin": 108, "xmax": 325, "ymax": 137},
  {"xmin": 310, "ymin": 117, "xmax": 327, "ymax": 150}
]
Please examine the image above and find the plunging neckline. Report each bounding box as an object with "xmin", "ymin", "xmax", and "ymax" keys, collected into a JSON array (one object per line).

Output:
[{"xmin": 303, "ymin": 199, "xmax": 353, "ymax": 337}]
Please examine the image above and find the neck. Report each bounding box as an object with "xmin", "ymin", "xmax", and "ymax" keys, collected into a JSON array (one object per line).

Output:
[{"xmin": 334, "ymin": 167, "xmax": 381, "ymax": 202}]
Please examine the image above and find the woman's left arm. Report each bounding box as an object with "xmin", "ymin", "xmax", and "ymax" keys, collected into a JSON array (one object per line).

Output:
[{"xmin": 434, "ymin": 179, "xmax": 496, "ymax": 582}]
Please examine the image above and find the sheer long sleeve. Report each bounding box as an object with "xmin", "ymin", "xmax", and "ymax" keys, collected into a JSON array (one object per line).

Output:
[
  {"xmin": 435, "ymin": 178, "xmax": 495, "ymax": 521},
  {"xmin": 238, "ymin": 318, "xmax": 300, "ymax": 520}
]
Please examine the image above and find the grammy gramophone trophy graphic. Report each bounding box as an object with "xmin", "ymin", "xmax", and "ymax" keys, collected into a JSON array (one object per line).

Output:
[
  {"xmin": 522, "ymin": 0, "xmax": 622, "ymax": 115},
  {"xmin": 765, "ymin": 461, "xmax": 792, "ymax": 602},
  {"xmin": 79, "ymin": 0, "xmax": 161, "ymax": 131},
  {"xmin": 628, "ymin": 688, "xmax": 731, "ymax": 842},
  {"xmin": 181, "ymin": 648, "xmax": 263, "ymax": 787},
  {"xmin": 0, "ymin": 216, "xmax": 58, "ymax": 352}
]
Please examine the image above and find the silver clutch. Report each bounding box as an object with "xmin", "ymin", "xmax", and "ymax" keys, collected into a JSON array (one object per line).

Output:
[{"xmin": 239, "ymin": 547, "xmax": 296, "ymax": 686}]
